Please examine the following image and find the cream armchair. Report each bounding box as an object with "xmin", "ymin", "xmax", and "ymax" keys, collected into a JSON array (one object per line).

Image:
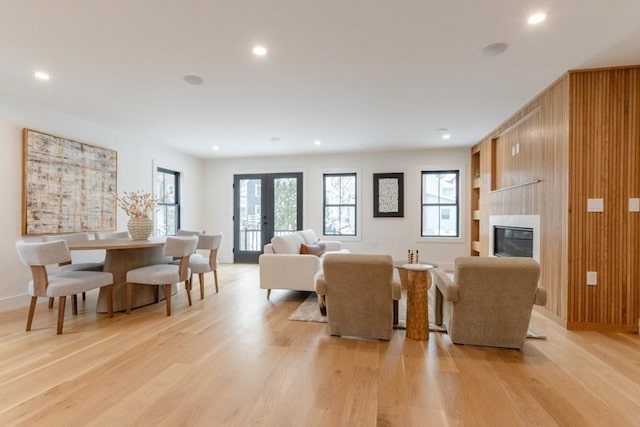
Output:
[
  {"xmin": 314, "ymin": 253, "xmax": 401, "ymax": 341},
  {"xmin": 432, "ymin": 256, "xmax": 546, "ymax": 350}
]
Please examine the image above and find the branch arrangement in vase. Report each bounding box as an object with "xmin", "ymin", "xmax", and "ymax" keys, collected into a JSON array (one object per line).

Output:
[{"xmin": 117, "ymin": 191, "xmax": 158, "ymax": 218}]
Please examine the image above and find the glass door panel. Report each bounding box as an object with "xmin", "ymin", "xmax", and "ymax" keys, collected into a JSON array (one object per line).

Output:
[{"xmin": 234, "ymin": 173, "xmax": 302, "ymax": 263}]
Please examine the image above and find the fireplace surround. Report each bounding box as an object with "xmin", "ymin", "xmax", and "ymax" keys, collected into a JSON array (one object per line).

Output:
[{"xmin": 489, "ymin": 215, "xmax": 540, "ymax": 261}]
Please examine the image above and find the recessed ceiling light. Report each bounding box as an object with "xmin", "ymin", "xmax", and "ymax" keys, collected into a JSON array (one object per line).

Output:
[
  {"xmin": 479, "ymin": 43, "xmax": 508, "ymax": 58},
  {"xmin": 435, "ymin": 128, "xmax": 451, "ymax": 140},
  {"xmin": 184, "ymin": 75, "xmax": 204, "ymax": 85},
  {"xmin": 314, "ymin": 140, "xmax": 322, "ymax": 146},
  {"xmin": 252, "ymin": 45, "xmax": 267, "ymax": 56},
  {"xmin": 211, "ymin": 145, "xmax": 220, "ymax": 151},
  {"xmin": 528, "ymin": 12, "xmax": 546, "ymax": 25},
  {"xmin": 34, "ymin": 71, "xmax": 50, "ymax": 81}
]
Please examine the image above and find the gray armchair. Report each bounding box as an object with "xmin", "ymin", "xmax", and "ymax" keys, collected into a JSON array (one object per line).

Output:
[
  {"xmin": 314, "ymin": 253, "xmax": 401, "ymax": 340},
  {"xmin": 432, "ymin": 256, "xmax": 546, "ymax": 349}
]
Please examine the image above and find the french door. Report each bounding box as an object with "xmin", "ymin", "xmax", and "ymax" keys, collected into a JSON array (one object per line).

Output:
[{"xmin": 233, "ymin": 173, "xmax": 303, "ymax": 263}]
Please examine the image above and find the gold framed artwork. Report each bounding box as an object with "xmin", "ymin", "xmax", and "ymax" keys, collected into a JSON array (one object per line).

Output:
[{"xmin": 22, "ymin": 129, "xmax": 118, "ymax": 235}]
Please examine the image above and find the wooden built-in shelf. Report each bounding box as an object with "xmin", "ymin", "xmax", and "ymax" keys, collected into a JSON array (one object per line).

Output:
[
  {"xmin": 472, "ymin": 178, "xmax": 481, "ymax": 189},
  {"xmin": 472, "ymin": 210, "xmax": 480, "ymax": 220},
  {"xmin": 471, "ymin": 241, "xmax": 481, "ymax": 252}
]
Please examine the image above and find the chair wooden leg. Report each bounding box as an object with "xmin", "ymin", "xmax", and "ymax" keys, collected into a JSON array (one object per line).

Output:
[
  {"xmin": 71, "ymin": 294, "xmax": 78, "ymax": 315},
  {"xmin": 57, "ymin": 296, "xmax": 66, "ymax": 335},
  {"xmin": 126, "ymin": 283, "xmax": 133, "ymax": 314},
  {"xmin": 214, "ymin": 270, "xmax": 219, "ymax": 293},
  {"xmin": 106, "ymin": 285, "xmax": 114, "ymax": 318},
  {"xmin": 164, "ymin": 284, "xmax": 172, "ymax": 316},
  {"xmin": 393, "ymin": 300, "xmax": 399, "ymax": 325},
  {"xmin": 48, "ymin": 297, "xmax": 54, "ymax": 309},
  {"xmin": 185, "ymin": 281, "xmax": 192, "ymax": 306},
  {"xmin": 199, "ymin": 273, "xmax": 205, "ymax": 299},
  {"xmin": 26, "ymin": 296, "xmax": 38, "ymax": 331},
  {"xmin": 266, "ymin": 289, "xmax": 271, "ymax": 299}
]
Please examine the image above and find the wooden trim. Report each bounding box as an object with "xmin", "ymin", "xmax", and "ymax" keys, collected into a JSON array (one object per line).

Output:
[
  {"xmin": 491, "ymin": 180, "xmax": 542, "ymax": 193},
  {"xmin": 567, "ymin": 321, "xmax": 639, "ymax": 333},
  {"xmin": 568, "ymin": 64, "xmax": 640, "ymax": 74}
]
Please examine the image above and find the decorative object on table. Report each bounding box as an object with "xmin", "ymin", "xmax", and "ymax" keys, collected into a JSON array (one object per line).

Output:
[
  {"xmin": 373, "ymin": 173, "xmax": 404, "ymax": 217},
  {"xmin": 117, "ymin": 191, "xmax": 158, "ymax": 240},
  {"xmin": 22, "ymin": 128, "xmax": 117, "ymax": 235},
  {"xmin": 407, "ymin": 249, "xmax": 419, "ymax": 264}
]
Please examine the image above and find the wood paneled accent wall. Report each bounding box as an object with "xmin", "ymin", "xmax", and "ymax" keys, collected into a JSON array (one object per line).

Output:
[
  {"xmin": 473, "ymin": 65, "xmax": 639, "ymax": 332},
  {"xmin": 567, "ymin": 67, "xmax": 640, "ymax": 330}
]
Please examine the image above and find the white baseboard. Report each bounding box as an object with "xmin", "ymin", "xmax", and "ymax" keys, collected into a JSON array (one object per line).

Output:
[{"xmin": 0, "ymin": 293, "xmax": 30, "ymax": 312}]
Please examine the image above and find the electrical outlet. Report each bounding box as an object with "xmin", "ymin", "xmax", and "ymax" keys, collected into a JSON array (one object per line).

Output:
[{"xmin": 586, "ymin": 271, "xmax": 597, "ymax": 286}]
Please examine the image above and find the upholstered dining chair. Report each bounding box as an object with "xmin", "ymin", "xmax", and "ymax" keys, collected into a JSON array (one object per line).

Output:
[
  {"xmin": 42, "ymin": 232, "xmax": 104, "ymax": 306},
  {"xmin": 315, "ymin": 253, "xmax": 401, "ymax": 340},
  {"xmin": 15, "ymin": 239, "xmax": 114, "ymax": 334},
  {"xmin": 94, "ymin": 231, "xmax": 130, "ymax": 240},
  {"xmin": 124, "ymin": 235, "xmax": 198, "ymax": 316},
  {"xmin": 177, "ymin": 230, "xmax": 223, "ymax": 297}
]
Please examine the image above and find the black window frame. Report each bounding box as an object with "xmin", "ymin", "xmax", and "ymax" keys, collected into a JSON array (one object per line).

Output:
[
  {"xmin": 421, "ymin": 170, "xmax": 460, "ymax": 238},
  {"xmin": 323, "ymin": 172, "xmax": 357, "ymax": 237},
  {"xmin": 156, "ymin": 167, "xmax": 181, "ymax": 236}
]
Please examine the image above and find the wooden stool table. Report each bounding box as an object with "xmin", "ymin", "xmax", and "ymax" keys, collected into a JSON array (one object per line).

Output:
[{"xmin": 401, "ymin": 263, "xmax": 434, "ymax": 340}]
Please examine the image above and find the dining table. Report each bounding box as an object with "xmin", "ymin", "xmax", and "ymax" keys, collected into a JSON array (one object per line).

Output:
[{"xmin": 67, "ymin": 237, "xmax": 171, "ymax": 313}]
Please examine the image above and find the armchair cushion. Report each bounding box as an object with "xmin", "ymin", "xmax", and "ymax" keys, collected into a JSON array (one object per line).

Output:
[{"xmin": 271, "ymin": 233, "xmax": 305, "ymax": 254}]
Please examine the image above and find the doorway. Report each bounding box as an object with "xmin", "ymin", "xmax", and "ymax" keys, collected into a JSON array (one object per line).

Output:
[{"xmin": 233, "ymin": 173, "xmax": 303, "ymax": 263}]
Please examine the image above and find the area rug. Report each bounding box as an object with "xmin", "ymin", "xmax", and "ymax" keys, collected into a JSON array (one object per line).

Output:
[
  {"xmin": 289, "ymin": 292, "xmax": 545, "ymax": 338},
  {"xmin": 288, "ymin": 292, "xmax": 447, "ymax": 332}
]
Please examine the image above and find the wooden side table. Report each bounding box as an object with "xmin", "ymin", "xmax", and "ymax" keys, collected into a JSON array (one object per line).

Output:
[{"xmin": 402, "ymin": 264, "xmax": 434, "ymax": 340}]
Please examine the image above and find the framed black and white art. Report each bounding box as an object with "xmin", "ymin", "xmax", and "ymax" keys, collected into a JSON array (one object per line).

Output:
[{"xmin": 373, "ymin": 173, "xmax": 404, "ymax": 218}]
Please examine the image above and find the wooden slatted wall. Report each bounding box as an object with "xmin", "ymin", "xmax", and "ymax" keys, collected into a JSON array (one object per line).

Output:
[
  {"xmin": 474, "ymin": 65, "xmax": 638, "ymax": 330},
  {"xmin": 568, "ymin": 67, "xmax": 640, "ymax": 330}
]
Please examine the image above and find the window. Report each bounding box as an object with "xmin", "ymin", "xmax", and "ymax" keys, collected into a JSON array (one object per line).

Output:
[
  {"xmin": 323, "ymin": 173, "xmax": 357, "ymax": 236},
  {"xmin": 155, "ymin": 167, "xmax": 180, "ymax": 236},
  {"xmin": 421, "ymin": 170, "xmax": 459, "ymax": 237}
]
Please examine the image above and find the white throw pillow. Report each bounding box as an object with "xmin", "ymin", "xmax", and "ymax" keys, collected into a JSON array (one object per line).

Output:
[
  {"xmin": 271, "ymin": 232, "xmax": 305, "ymax": 254},
  {"xmin": 299, "ymin": 229, "xmax": 318, "ymax": 245}
]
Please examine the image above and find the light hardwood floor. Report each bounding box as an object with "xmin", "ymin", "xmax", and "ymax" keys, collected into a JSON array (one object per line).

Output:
[{"xmin": 1, "ymin": 264, "xmax": 638, "ymax": 427}]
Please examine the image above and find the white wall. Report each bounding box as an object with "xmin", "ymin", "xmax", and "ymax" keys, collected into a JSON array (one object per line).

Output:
[
  {"xmin": 204, "ymin": 148, "xmax": 470, "ymax": 267},
  {"xmin": 0, "ymin": 97, "xmax": 206, "ymax": 310}
]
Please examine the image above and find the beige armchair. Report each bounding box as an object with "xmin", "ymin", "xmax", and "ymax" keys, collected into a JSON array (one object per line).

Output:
[
  {"xmin": 314, "ymin": 253, "xmax": 401, "ymax": 340},
  {"xmin": 432, "ymin": 256, "xmax": 546, "ymax": 350}
]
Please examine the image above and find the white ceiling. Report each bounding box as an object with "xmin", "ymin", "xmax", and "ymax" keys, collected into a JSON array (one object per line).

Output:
[{"xmin": 1, "ymin": 1, "xmax": 639, "ymax": 159}]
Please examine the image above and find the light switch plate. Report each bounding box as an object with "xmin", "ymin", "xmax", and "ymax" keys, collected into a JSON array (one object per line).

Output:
[
  {"xmin": 586, "ymin": 271, "xmax": 597, "ymax": 286},
  {"xmin": 587, "ymin": 198, "xmax": 604, "ymax": 212},
  {"xmin": 630, "ymin": 198, "xmax": 640, "ymax": 212}
]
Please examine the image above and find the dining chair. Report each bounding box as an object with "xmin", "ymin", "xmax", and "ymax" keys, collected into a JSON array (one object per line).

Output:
[
  {"xmin": 125, "ymin": 235, "xmax": 198, "ymax": 316},
  {"xmin": 94, "ymin": 231, "xmax": 130, "ymax": 239},
  {"xmin": 15, "ymin": 239, "xmax": 114, "ymax": 334},
  {"xmin": 42, "ymin": 232, "xmax": 104, "ymax": 307},
  {"xmin": 177, "ymin": 230, "xmax": 223, "ymax": 298}
]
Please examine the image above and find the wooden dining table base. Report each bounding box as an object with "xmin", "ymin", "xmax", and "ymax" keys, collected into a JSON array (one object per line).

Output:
[{"xmin": 96, "ymin": 246, "xmax": 173, "ymax": 313}]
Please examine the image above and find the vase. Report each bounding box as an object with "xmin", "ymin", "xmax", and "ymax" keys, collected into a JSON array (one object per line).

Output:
[{"xmin": 127, "ymin": 217, "xmax": 154, "ymax": 240}]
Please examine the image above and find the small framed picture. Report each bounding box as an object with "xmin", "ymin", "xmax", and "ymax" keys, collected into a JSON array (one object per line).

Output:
[{"xmin": 373, "ymin": 173, "xmax": 404, "ymax": 217}]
